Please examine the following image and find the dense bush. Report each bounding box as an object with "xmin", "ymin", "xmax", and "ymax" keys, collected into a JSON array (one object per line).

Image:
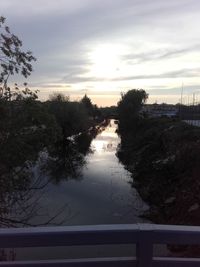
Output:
[{"xmin": 118, "ymin": 116, "xmax": 200, "ymax": 225}]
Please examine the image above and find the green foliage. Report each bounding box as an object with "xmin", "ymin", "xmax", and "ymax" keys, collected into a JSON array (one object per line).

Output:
[
  {"xmin": 0, "ymin": 16, "xmax": 36, "ymax": 97},
  {"xmin": 0, "ymin": 16, "xmax": 54, "ymax": 175},
  {"xmin": 0, "ymin": 98, "xmax": 58, "ymax": 172},
  {"xmin": 81, "ymin": 94, "xmax": 93, "ymax": 116},
  {"xmin": 117, "ymin": 89, "xmax": 148, "ymax": 130},
  {"xmin": 117, "ymin": 117, "xmax": 200, "ymax": 224},
  {"xmin": 0, "ymin": 16, "xmax": 105, "ymax": 226},
  {"xmin": 47, "ymin": 93, "xmax": 89, "ymax": 138},
  {"xmin": 49, "ymin": 92, "xmax": 69, "ymax": 102},
  {"xmin": 99, "ymin": 106, "xmax": 117, "ymax": 119},
  {"xmin": 0, "ymin": 15, "xmax": 55, "ymax": 218}
]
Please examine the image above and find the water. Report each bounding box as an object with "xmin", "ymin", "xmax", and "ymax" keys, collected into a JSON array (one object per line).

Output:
[
  {"xmin": 2, "ymin": 120, "xmax": 150, "ymax": 261},
  {"xmin": 27, "ymin": 119, "xmax": 148, "ymax": 226}
]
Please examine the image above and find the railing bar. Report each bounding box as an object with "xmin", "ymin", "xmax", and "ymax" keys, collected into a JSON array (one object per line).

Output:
[
  {"xmin": 0, "ymin": 225, "xmax": 139, "ymax": 247},
  {"xmin": 0, "ymin": 257, "xmax": 136, "ymax": 267},
  {"xmin": 3, "ymin": 223, "xmax": 200, "ymax": 247},
  {"xmin": 0, "ymin": 225, "xmax": 140, "ymax": 248},
  {"xmin": 0, "ymin": 224, "xmax": 140, "ymax": 234},
  {"xmin": 152, "ymin": 224, "xmax": 200, "ymax": 232},
  {"xmin": 147, "ymin": 224, "xmax": 200, "ymax": 244},
  {"xmin": 2, "ymin": 223, "xmax": 200, "ymax": 235},
  {"xmin": 2, "ymin": 224, "xmax": 200, "ymax": 264},
  {"xmin": 153, "ymin": 257, "xmax": 200, "ymax": 267},
  {"xmin": 153, "ymin": 231, "xmax": 200, "ymax": 244},
  {"xmin": 0, "ymin": 232, "xmax": 139, "ymax": 248}
]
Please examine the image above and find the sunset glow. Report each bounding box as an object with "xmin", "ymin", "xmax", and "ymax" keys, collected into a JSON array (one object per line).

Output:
[{"xmin": 1, "ymin": 0, "xmax": 200, "ymax": 105}]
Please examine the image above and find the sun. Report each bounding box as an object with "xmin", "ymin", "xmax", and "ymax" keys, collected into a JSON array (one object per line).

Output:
[{"xmin": 88, "ymin": 44, "xmax": 123, "ymax": 78}]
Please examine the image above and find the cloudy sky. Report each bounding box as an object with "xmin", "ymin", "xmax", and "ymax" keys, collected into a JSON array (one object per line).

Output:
[{"xmin": 1, "ymin": 0, "xmax": 200, "ymax": 106}]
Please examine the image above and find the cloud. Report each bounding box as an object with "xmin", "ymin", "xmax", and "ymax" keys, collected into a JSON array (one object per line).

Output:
[
  {"xmin": 122, "ymin": 44, "xmax": 200, "ymax": 65},
  {"xmin": 1, "ymin": 0, "xmax": 200, "ymax": 104},
  {"xmin": 30, "ymin": 83, "xmax": 72, "ymax": 89},
  {"xmin": 111, "ymin": 68, "xmax": 200, "ymax": 81},
  {"xmin": 148, "ymin": 85, "xmax": 200, "ymax": 95}
]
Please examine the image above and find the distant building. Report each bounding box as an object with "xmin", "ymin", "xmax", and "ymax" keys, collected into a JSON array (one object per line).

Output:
[{"xmin": 142, "ymin": 103, "xmax": 178, "ymax": 118}]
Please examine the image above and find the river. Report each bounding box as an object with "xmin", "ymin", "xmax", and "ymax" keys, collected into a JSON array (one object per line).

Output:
[
  {"xmin": 27, "ymin": 119, "xmax": 148, "ymax": 226},
  {"xmin": 4, "ymin": 120, "xmax": 151, "ymax": 261}
]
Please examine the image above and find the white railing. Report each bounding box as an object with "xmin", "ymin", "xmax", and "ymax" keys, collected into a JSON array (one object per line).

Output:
[{"xmin": 0, "ymin": 223, "xmax": 200, "ymax": 266}]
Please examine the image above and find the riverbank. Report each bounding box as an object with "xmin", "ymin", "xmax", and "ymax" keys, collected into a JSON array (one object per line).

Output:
[{"xmin": 117, "ymin": 117, "xmax": 200, "ymax": 226}]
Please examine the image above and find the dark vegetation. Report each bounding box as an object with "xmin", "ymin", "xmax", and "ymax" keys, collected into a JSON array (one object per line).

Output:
[
  {"xmin": 99, "ymin": 106, "xmax": 117, "ymax": 119},
  {"xmin": 117, "ymin": 89, "xmax": 200, "ymax": 226},
  {"xmin": 0, "ymin": 17, "xmax": 106, "ymax": 226},
  {"xmin": 2, "ymin": 13, "xmax": 200, "ymax": 231}
]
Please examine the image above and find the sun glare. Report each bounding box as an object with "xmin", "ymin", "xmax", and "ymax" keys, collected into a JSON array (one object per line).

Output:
[{"xmin": 88, "ymin": 45, "xmax": 123, "ymax": 78}]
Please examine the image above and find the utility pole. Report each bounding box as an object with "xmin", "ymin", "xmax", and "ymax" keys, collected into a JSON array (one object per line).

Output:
[
  {"xmin": 181, "ymin": 83, "xmax": 184, "ymax": 106},
  {"xmin": 193, "ymin": 93, "xmax": 195, "ymax": 106},
  {"xmin": 180, "ymin": 83, "xmax": 184, "ymax": 119},
  {"xmin": 193, "ymin": 93, "xmax": 196, "ymax": 122}
]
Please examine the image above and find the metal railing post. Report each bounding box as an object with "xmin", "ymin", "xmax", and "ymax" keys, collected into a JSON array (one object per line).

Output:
[{"xmin": 137, "ymin": 224, "xmax": 153, "ymax": 267}]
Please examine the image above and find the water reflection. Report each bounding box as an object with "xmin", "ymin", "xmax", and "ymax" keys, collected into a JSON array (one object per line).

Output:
[
  {"xmin": 0, "ymin": 119, "xmax": 150, "ymax": 261},
  {"xmin": 92, "ymin": 122, "xmax": 118, "ymax": 153},
  {"xmin": 38, "ymin": 120, "xmax": 148, "ymax": 226},
  {"xmin": 45, "ymin": 125, "xmax": 104, "ymax": 183},
  {"xmin": 0, "ymin": 125, "xmax": 102, "ymax": 227},
  {"xmin": 45, "ymin": 141, "xmax": 85, "ymax": 183},
  {"xmin": 0, "ymin": 120, "xmax": 148, "ymax": 228},
  {"xmin": 55, "ymin": 119, "xmax": 148, "ymax": 225}
]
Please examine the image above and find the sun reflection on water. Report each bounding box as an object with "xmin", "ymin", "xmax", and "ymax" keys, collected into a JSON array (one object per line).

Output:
[{"xmin": 92, "ymin": 121, "xmax": 118, "ymax": 153}]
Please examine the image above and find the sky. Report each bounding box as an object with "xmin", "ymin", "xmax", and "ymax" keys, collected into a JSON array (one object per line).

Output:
[{"xmin": 1, "ymin": 0, "xmax": 200, "ymax": 106}]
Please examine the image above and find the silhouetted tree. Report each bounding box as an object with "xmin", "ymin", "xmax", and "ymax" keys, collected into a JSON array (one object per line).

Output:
[
  {"xmin": 0, "ymin": 16, "xmax": 36, "ymax": 98},
  {"xmin": 48, "ymin": 93, "xmax": 89, "ymax": 138},
  {"xmin": 49, "ymin": 92, "xmax": 69, "ymax": 102},
  {"xmin": 80, "ymin": 94, "xmax": 93, "ymax": 116},
  {"xmin": 117, "ymin": 89, "xmax": 148, "ymax": 130}
]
